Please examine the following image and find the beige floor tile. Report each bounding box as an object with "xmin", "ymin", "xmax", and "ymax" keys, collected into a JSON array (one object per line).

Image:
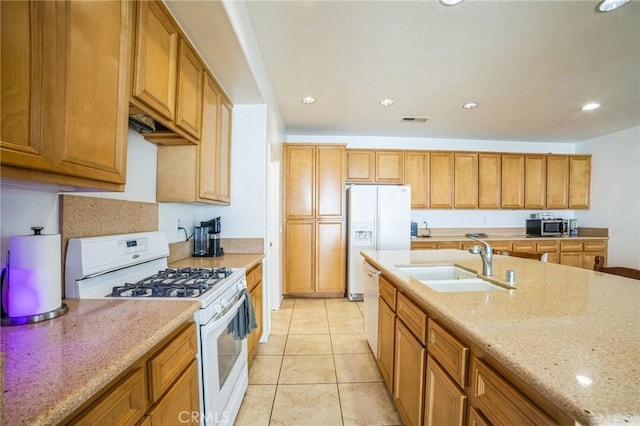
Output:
[
  {"xmin": 334, "ymin": 353, "xmax": 383, "ymax": 383},
  {"xmin": 294, "ymin": 298, "xmax": 326, "ymax": 307},
  {"xmin": 279, "ymin": 298, "xmax": 295, "ymax": 309},
  {"xmin": 270, "ymin": 384, "xmax": 342, "ymax": 426},
  {"xmin": 288, "ymin": 318, "xmax": 329, "ymax": 335},
  {"xmin": 339, "ymin": 382, "xmax": 402, "ymax": 426},
  {"xmin": 271, "ymin": 318, "xmax": 291, "ymax": 335},
  {"xmin": 329, "ymin": 317, "xmax": 364, "ymax": 334},
  {"xmin": 279, "ymin": 354, "xmax": 336, "ymax": 384},
  {"xmin": 331, "ymin": 333, "xmax": 372, "ymax": 354},
  {"xmin": 271, "ymin": 308, "xmax": 293, "ymax": 321},
  {"xmin": 256, "ymin": 334, "xmax": 287, "ymax": 356},
  {"xmin": 285, "ymin": 334, "xmax": 333, "ymax": 355},
  {"xmin": 327, "ymin": 307, "xmax": 363, "ymax": 320},
  {"xmin": 235, "ymin": 384, "xmax": 276, "ymax": 426},
  {"xmin": 356, "ymin": 301, "xmax": 365, "ymax": 314},
  {"xmin": 291, "ymin": 309, "xmax": 327, "ymax": 322},
  {"xmin": 249, "ymin": 356, "xmax": 283, "ymax": 384}
]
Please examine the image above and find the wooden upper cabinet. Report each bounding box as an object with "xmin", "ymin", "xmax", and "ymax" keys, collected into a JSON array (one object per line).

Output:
[
  {"xmin": 501, "ymin": 154, "xmax": 525, "ymax": 209},
  {"xmin": 346, "ymin": 150, "xmax": 374, "ymax": 182},
  {"xmin": 454, "ymin": 152, "xmax": 478, "ymax": 209},
  {"xmin": 216, "ymin": 96, "xmax": 233, "ymax": 203},
  {"xmin": 376, "ymin": 150, "xmax": 404, "ymax": 183},
  {"xmin": 1, "ymin": 0, "xmax": 132, "ymax": 190},
  {"xmin": 430, "ymin": 152, "xmax": 455, "ymax": 209},
  {"xmin": 175, "ymin": 39, "xmax": 204, "ymax": 140},
  {"xmin": 285, "ymin": 145, "xmax": 316, "ymax": 218},
  {"xmin": 524, "ymin": 155, "xmax": 546, "ymax": 209},
  {"xmin": 569, "ymin": 155, "xmax": 591, "ymax": 209},
  {"xmin": 404, "ymin": 151, "xmax": 430, "ymax": 208},
  {"xmin": 132, "ymin": 0, "xmax": 178, "ymax": 121},
  {"xmin": 546, "ymin": 155, "xmax": 569, "ymax": 209},
  {"xmin": 478, "ymin": 154, "xmax": 501, "ymax": 209},
  {"xmin": 317, "ymin": 146, "xmax": 345, "ymax": 218}
]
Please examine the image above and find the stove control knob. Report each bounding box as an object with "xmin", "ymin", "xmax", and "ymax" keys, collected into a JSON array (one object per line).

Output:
[
  {"xmin": 237, "ymin": 279, "xmax": 247, "ymax": 291},
  {"xmin": 213, "ymin": 304, "xmax": 223, "ymax": 314},
  {"xmin": 221, "ymin": 298, "xmax": 228, "ymax": 306}
]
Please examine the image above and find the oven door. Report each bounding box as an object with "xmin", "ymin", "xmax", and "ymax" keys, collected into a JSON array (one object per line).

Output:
[{"xmin": 200, "ymin": 294, "xmax": 248, "ymax": 425}]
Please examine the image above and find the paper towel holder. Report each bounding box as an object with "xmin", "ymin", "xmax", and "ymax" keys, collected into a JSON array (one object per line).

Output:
[{"xmin": 1, "ymin": 227, "xmax": 68, "ymax": 326}]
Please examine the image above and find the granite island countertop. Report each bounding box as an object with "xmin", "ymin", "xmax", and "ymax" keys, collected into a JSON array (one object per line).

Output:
[
  {"xmin": 1, "ymin": 298, "xmax": 200, "ymax": 425},
  {"xmin": 361, "ymin": 249, "xmax": 639, "ymax": 426}
]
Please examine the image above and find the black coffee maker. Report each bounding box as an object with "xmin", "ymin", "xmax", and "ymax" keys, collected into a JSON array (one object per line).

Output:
[{"xmin": 193, "ymin": 217, "xmax": 223, "ymax": 257}]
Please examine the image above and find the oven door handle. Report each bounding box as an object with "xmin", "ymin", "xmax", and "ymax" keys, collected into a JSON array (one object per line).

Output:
[{"xmin": 202, "ymin": 292, "xmax": 246, "ymax": 333}]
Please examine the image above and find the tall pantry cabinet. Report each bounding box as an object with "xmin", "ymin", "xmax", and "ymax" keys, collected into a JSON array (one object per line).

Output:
[{"xmin": 283, "ymin": 144, "xmax": 346, "ymax": 297}]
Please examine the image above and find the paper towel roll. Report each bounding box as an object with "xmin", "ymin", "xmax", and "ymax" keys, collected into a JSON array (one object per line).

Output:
[{"xmin": 7, "ymin": 233, "xmax": 62, "ymax": 318}]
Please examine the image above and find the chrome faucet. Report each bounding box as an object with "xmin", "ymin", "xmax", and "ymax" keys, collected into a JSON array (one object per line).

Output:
[{"xmin": 468, "ymin": 235, "xmax": 493, "ymax": 276}]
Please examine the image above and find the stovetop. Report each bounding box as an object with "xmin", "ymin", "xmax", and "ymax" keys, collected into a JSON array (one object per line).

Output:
[{"xmin": 108, "ymin": 267, "xmax": 234, "ymax": 298}]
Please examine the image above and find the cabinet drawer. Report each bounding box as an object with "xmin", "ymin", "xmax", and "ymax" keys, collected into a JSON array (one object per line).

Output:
[
  {"xmin": 427, "ymin": 320, "xmax": 469, "ymax": 388},
  {"xmin": 560, "ymin": 241, "xmax": 583, "ymax": 252},
  {"xmin": 583, "ymin": 241, "xmax": 606, "ymax": 252},
  {"xmin": 71, "ymin": 367, "xmax": 147, "ymax": 425},
  {"xmin": 379, "ymin": 275, "xmax": 397, "ymax": 311},
  {"xmin": 470, "ymin": 358, "xmax": 554, "ymax": 426},
  {"xmin": 512, "ymin": 242, "xmax": 536, "ymax": 253},
  {"xmin": 536, "ymin": 241, "xmax": 558, "ymax": 253},
  {"xmin": 488, "ymin": 241, "xmax": 512, "ymax": 252},
  {"xmin": 412, "ymin": 241, "xmax": 439, "ymax": 250},
  {"xmin": 247, "ymin": 263, "xmax": 263, "ymax": 291},
  {"xmin": 397, "ymin": 293, "xmax": 428, "ymax": 344},
  {"xmin": 148, "ymin": 322, "xmax": 197, "ymax": 401}
]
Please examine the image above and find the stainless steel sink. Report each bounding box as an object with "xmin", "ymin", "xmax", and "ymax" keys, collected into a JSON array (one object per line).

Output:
[{"xmin": 394, "ymin": 264, "xmax": 508, "ymax": 293}]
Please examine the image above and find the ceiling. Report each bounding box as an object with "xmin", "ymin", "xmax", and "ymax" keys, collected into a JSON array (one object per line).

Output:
[{"xmin": 167, "ymin": 0, "xmax": 640, "ymax": 143}]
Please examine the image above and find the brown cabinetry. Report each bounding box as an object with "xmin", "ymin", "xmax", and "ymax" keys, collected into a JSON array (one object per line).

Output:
[
  {"xmin": 501, "ymin": 154, "xmax": 525, "ymax": 209},
  {"xmin": 345, "ymin": 149, "xmax": 403, "ymax": 183},
  {"xmin": 424, "ymin": 355, "xmax": 466, "ymax": 426},
  {"xmin": 394, "ymin": 320, "xmax": 426, "ymax": 426},
  {"xmin": 430, "ymin": 152, "xmax": 455, "ymax": 208},
  {"xmin": 247, "ymin": 262, "xmax": 264, "ymax": 363},
  {"xmin": 1, "ymin": 0, "xmax": 132, "ymax": 191},
  {"xmin": 546, "ymin": 155, "xmax": 569, "ymax": 209},
  {"xmin": 454, "ymin": 153, "xmax": 478, "ymax": 209},
  {"xmin": 404, "ymin": 151, "xmax": 430, "ymax": 208},
  {"xmin": 68, "ymin": 322, "xmax": 199, "ymax": 425},
  {"xmin": 524, "ymin": 155, "xmax": 546, "ymax": 209},
  {"xmin": 376, "ymin": 150, "xmax": 404, "ymax": 183},
  {"xmin": 569, "ymin": 156, "xmax": 591, "ymax": 209},
  {"xmin": 478, "ymin": 154, "xmax": 501, "ymax": 209},
  {"xmin": 284, "ymin": 144, "xmax": 346, "ymax": 297},
  {"xmin": 346, "ymin": 149, "xmax": 374, "ymax": 182},
  {"xmin": 377, "ymin": 295, "xmax": 396, "ymax": 391},
  {"xmin": 175, "ymin": 39, "xmax": 204, "ymax": 139}
]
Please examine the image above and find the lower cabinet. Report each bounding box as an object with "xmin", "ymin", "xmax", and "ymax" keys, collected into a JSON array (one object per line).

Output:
[
  {"xmin": 377, "ymin": 296, "xmax": 396, "ymax": 391},
  {"xmin": 424, "ymin": 355, "xmax": 466, "ymax": 426},
  {"xmin": 67, "ymin": 322, "xmax": 199, "ymax": 425},
  {"xmin": 393, "ymin": 320, "xmax": 426, "ymax": 426},
  {"xmin": 247, "ymin": 262, "xmax": 264, "ymax": 363}
]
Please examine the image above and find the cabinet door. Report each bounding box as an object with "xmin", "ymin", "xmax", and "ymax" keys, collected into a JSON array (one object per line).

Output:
[
  {"xmin": 512, "ymin": 242, "xmax": 536, "ymax": 253},
  {"xmin": 430, "ymin": 152, "xmax": 455, "ymax": 209},
  {"xmin": 199, "ymin": 74, "xmax": 222, "ymax": 201},
  {"xmin": 377, "ymin": 297, "xmax": 396, "ymax": 392},
  {"xmin": 316, "ymin": 146, "xmax": 345, "ymax": 218},
  {"xmin": 148, "ymin": 360, "xmax": 199, "ymax": 425},
  {"xmin": 346, "ymin": 150, "xmax": 374, "ymax": 182},
  {"xmin": 0, "ymin": 1, "xmax": 50, "ymax": 171},
  {"xmin": 216, "ymin": 97, "xmax": 233, "ymax": 203},
  {"xmin": 424, "ymin": 356, "xmax": 466, "ymax": 426},
  {"xmin": 315, "ymin": 221, "xmax": 345, "ymax": 294},
  {"xmin": 404, "ymin": 151, "xmax": 430, "ymax": 208},
  {"xmin": 524, "ymin": 155, "xmax": 546, "ymax": 209},
  {"xmin": 560, "ymin": 252, "xmax": 583, "ymax": 268},
  {"xmin": 546, "ymin": 155, "xmax": 569, "ymax": 209},
  {"xmin": 284, "ymin": 221, "xmax": 315, "ymax": 294},
  {"xmin": 285, "ymin": 145, "xmax": 316, "ymax": 218},
  {"xmin": 394, "ymin": 321, "xmax": 426, "ymax": 426},
  {"xmin": 501, "ymin": 155, "xmax": 524, "ymax": 209},
  {"xmin": 376, "ymin": 150, "xmax": 404, "ymax": 183},
  {"xmin": 133, "ymin": 0, "xmax": 178, "ymax": 121},
  {"xmin": 569, "ymin": 156, "xmax": 591, "ymax": 209},
  {"xmin": 248, "ymin": 280, "xmax": 263, "ymax": 362},
  {"xmin": 175, "ymin": 39, "xmax": 203, "ymax": 140},
  {"xmin": 454, "ymin": 152, "xmax": 478, "ymax": 209},
  {"xmin": 478, "ymin": 154, "xmax": 501, "ymax": 209}
]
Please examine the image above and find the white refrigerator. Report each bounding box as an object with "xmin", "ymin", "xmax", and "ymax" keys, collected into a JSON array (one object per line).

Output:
[{"xmin": 346, "ymin": 185, "xmax": 411, "ymax": 301}]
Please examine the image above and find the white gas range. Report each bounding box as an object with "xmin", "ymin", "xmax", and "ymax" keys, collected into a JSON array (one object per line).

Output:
[{"xmin": 64, "ymin": 231, "xmax": 250, "ymax": 425}]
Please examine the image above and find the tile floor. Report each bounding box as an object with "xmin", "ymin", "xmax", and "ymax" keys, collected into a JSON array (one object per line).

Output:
[{"xmin": 236, "ymin": 298, "xmax": 403, "ymax": 426}]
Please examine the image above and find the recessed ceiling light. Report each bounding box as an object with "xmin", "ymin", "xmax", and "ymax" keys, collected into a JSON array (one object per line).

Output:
[
  {"xmin": 596, "ymin": 0, "xmax": 630, "ymax": 12},
  {"xmin": 441, "ymin": 0, "xmax": 464, "ymax": 5},
  {"xmin": 379, "ymin": 98, "xmax": 395, "ymax": 107},
  {"xmin": 581, "ymin": 103, "xmax": 601, "ymax": 111},
  {"xmin": 301, "ymin": 96, "xmax": 316, "ymax": 104},
  {"xmin": 462, "ymin": 102, "xmax": 478, "ymax": 110}
]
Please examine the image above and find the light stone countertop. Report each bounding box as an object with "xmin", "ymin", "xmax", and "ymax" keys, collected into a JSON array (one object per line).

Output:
[
  {"xmin": 361, "ymin": 249, "xmax": 639, "ymax": 426},
  {"xmin": 169, "ymin": 253, "xmax": 265, "ymax": 270},
  {"xmin": 0, "ymin": 298, "xmax": 200, "ymax": 426},
  {"xmin": 411, "ymin": 235, "xmax": 608, "ymax": 242}
]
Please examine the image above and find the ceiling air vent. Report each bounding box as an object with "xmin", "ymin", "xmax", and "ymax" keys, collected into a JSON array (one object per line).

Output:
[{"xmin": 402, "ymin": 116, "xmax": 430, "ymax": 123}]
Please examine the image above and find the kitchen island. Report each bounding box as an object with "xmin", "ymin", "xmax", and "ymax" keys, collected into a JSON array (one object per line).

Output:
[
  {"xmin": 1, "ymin": 298, "xmax": 199, "ymax": 425},
  {"xmin": 362, "ymin": 249, "xmax": 639, "ymax": 426}
]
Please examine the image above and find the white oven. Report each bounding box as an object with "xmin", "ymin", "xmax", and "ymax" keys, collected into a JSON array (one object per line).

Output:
[{"xmin": 65, "ymin": 231, "xmax": 252, "ymax": 426}]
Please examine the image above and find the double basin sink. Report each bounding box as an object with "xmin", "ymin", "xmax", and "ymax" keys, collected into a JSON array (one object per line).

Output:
[{"xmin": 394, "ymin": 265, "xmax": 511, "ymax": 293}]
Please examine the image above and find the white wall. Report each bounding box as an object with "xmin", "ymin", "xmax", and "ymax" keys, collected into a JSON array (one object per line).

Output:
[{"xmin": 575, "ymin": 126, "xmax": 640, "ymax": 268}]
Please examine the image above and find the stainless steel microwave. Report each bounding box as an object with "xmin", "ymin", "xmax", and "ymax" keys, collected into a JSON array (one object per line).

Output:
[{"xmin": 526, "ymin": 219, "xmax": 568, "ymax": 237}]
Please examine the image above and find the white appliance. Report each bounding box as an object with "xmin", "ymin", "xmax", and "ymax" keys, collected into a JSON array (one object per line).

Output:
[
  {"xmin": 64, "ymin": 231, "xmax": 250, "ymax": 426},
  {"xmin": 362, "ymin": 260, "xmax": 381, "ymax": 353},
  {"xmin": 346, "ymin": 185, "xmax": 411, "ymax": 301}
]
